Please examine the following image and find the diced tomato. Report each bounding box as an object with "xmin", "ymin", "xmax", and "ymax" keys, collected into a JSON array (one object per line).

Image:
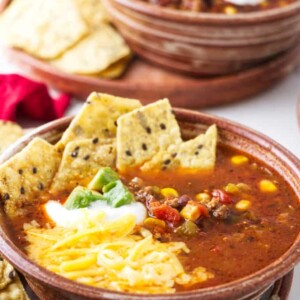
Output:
[
  {"xmin": 212, "ymin": 189, "xmax": 233, "ymax": 204},
  {"xmin": 150, "ymin": 203, "xmax": 181, "ymax": 226},
  {"xmin": 198, "ymin": 204, "xmax": 209, "ymax": 217}
]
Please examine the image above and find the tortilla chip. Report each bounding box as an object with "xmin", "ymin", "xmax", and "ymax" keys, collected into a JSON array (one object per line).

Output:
[
  {"xmin": 75, "ymin": 0, "xmax": 110, "ymax": 28},
  {"xmin": 0, "ymin": 121, "xmax": 23, "ymax": 155},
  {"xmin": 0, "ymin": 271, "xmax": 29, "ymax": 300},
  {"xmin": 97, "ymin": 55, "xmax": 132, "ymax": 79},
  {"xmin": 51, "ymin": 24, "xmax": 130, "ymax": 75},
  {"xmin": 50, "ymin": 138, "xmax": 116, "ymax": 194},
  {"xmin": 116, "ymin": 99, "xmax": 182, "ymax": 171},
  {"xmin": 56, "ymin": 92, "xmax": 141, "ymax": 151},
  {"xmin": 141, "ymin": 125, "xmax": 218, "ymax": 171},
  {"xmin": 0, "ymin": 0, "xmax": 88, "ymax": 59},
  {"xmin": 0, "ymin": 138, "xmax": 61, "ymax": 217}
]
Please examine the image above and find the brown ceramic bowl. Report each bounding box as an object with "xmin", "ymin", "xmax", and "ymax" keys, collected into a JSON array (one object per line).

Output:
[
  {"xmin": 103, "ymin": 0, "xmax": 300, "ymax": 75},
  {"xmin": 0, "ymin": 109, "xmax": 300, "ymax": 299}
]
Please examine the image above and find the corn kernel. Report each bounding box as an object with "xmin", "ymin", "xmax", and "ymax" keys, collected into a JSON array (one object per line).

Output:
[
  {"xmin": 161, "ymin": 187, "xmax": 178, "ymax": 197},
  {"xmin": 231, "ymin": 155, "xmax": 249, "ymax": 165},
  {"xmin": 180, "ymin": 204, "xmax": 200, "ymax": 222},
  {"xmin": 259, "ymin": 180, "xmax": 278, "ymax": 193},
  {"xmin": 224, "ymin": 6, "xmax": 237, "ymax": 15},
  {"xmin": 224, "ymin": 183, "xmax": 239, "ymax": 194},
  {"xmin": 196, "ymin": 192, "xmax": 211, "ymax": 202},
  {"xmin": 235, "ymin": 200, "xmax": 251, "ymax": 211},
  {"xmin": 236, "ymin": 183, "xmax": 251, "ymax": 192},
  {"xmin": 144, "ymin": 217, "xmax": 166, "ymax": 229}
]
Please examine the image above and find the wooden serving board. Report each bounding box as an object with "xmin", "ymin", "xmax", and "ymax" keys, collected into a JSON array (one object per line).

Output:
[{"xmin": 2, "ymin": 43, "xmax": 300, "ymax": 108}]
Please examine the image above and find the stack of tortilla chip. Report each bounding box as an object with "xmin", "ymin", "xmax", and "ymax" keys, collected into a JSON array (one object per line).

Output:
[{"xmin": 0, "ymin": 0, "xmax": 131, "ymax": 78}]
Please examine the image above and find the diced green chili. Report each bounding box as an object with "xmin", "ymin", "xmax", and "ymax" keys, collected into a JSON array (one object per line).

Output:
[{"xmin": 175, "ymin": 220, "xmax": 199, "ymax": 236}]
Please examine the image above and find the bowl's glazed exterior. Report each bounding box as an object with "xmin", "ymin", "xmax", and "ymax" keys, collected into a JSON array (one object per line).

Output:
[
  {"xmin": 0, "ymin": 109, "xmax": 299, "ymax": 299},
  {"xmin": 103, "ymin": 0, "xmax": 300, "ymax": 75}
]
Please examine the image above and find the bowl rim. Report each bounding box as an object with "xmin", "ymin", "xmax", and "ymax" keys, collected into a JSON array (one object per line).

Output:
[
  {"xmin": 0, "ymin": 109, "xmax": 299, "ymax": 299},
  {"xmin": 109, "ymin": 0, "xmax": 300, "ymax": 24}
]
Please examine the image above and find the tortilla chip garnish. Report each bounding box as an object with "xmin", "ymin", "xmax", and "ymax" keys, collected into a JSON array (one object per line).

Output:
[
  {"xmin": 56, "ymin": 92, "xmax": 141, "ymax": 151},
  {"xmin": 0, "ymin": 138, "xmax": 61, "ymax": 217},
  {"xmin": 0, "ymin": 0, "xmax": 88, "ymax": 59},
  {"xmin": 50, "ymin": 138, "xmax": 116, "ymax": 195},
  {"xmin": 0, "ymin": 121, "xmax": 23, "ymax": 155},
  {"xmin": 116, "ymin": 99, "xmax": 182, "ymax": 171},
  {"xmin": 51, "ymin": 24, "xmax": 131, "ymax": 75},
  {"xmin": 74, "ymin": 0, "xmax": 110, "ymax": 28},
  {"xmin": 141, "ymin": 125, "xmax": 218, "ymax": 171}
]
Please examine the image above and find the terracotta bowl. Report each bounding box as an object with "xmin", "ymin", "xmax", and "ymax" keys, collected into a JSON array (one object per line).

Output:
[
  {"xmin": 103, "ymin": 0, "xmax": 300, "ymax": 76},
  {"xmin": 0, "ymin": 109, "xmax": 300, "ymax": 300}
]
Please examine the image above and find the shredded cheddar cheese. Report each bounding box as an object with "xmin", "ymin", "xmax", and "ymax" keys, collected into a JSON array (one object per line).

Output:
[{"xmin": 24, "ymin": 214, "xmax": 213, "ymax": 293}]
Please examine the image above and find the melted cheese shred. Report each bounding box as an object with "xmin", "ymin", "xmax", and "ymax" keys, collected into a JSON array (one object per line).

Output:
[{"xmin": 24, "ymin": 213, "xmax": 213, "ymax": 293}]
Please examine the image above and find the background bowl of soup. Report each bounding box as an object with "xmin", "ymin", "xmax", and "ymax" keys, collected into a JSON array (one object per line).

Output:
[
  {"xmin": 103, "ymin": 0, "xmax": 300, "ymax": 76},
  {"xmin": 0, "ymin": 109, "xmax": 299, "ymax": 299}
]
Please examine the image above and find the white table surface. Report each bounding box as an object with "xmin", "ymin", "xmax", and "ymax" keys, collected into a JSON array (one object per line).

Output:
[{"xmin": 1, "ymin": 54, "xmax": 299, "ymax": 299}]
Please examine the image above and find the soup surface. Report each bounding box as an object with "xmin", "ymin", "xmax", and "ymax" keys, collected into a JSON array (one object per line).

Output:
[
  {"xmin": 143, "ymin": 0, "xmax": 297, "ymax": 14},
  {"xmin": 12, "ymin": 145, "xmax": 300, "ymax": 291}
]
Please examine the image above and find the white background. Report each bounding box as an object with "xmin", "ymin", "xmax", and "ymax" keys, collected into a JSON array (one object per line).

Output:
[{"xmin": 1, "ymin": 55, "xmax": 299, "ymax": 299}]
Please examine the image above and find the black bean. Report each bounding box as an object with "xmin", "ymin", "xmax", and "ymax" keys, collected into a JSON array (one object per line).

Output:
[
  {"xmin": 171, "ymin": 153, "xmax": 177, "ymax": 158},
  {"xmin": 178, "ymin": 194, "xmax": 191, "ymax": 208},
  {"xmin": 160, "ymin": 123, "xmax": 166, "ymax": 130},
  {"xmin": 125, "ymin": 150, "xmax": 132, "ymax": 156},
  {"xmin": 84, "ymin": 155, "xmax": 90, "ymax": 161},
  {"xmin": 114, "ymin": 121, "xmax": 118, "ymax": 127},
  {"xmin": 194, "ymin": 151, "xmax": 199, "ymax": 155},
  {"xmin": 92, "ymin": 137, "xmax": 99, "ymax": 144},
  {"xmin": 3, "ymin": 193, "xmax": 9, "ymax": 201},
  {"xmin": 198, "ymin": 144, "xmax": 203, "ymax": 149},
  {"xmin": 20, "ymin": 187, "xmax": 25, "ymax": 194},
  {"xmin": 146, "ymin": 127, "xmax": 151, "ymax": 134},
  {"xmin": 18, "ymin": 169, "xmax": 23, "ymax": 175},
  {"xmin": 74, "ymin": 146, "xmax": 80, "ymax": 151},
  {"xmin": 142, "ymin": 143, "xmax": 147, "ymax": 151},
  {"xmin": 32, "ymin": 167, "xmax": 37, "ymax": 174}
]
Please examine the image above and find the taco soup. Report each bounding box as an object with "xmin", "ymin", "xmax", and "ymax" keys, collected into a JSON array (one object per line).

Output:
[{"xmin": 0, "ymin": 93, "xmax": 299, "ymax": 294}]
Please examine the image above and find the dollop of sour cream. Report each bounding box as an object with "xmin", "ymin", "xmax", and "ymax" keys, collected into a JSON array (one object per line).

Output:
[
  {"xmin": 225, "ymin": 0, "xmax": 264, "ymax": 5},
  {"xmin": 45, "ymin": 200, "xmax": 147, "ymax": 228}
]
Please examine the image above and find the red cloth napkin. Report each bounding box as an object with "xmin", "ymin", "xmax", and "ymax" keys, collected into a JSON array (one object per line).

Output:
[{"xmin": 0, "ymin": 74, "xmax": 71, "ymax": 121}]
